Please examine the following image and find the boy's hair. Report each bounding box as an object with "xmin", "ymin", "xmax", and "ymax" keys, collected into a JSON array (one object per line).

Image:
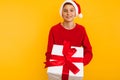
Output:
[{"xmin": 63, "ymin": 2, "xmax": 74, "ymax": 8}]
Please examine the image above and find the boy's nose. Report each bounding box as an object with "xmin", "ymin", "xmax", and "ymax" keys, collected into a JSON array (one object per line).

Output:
[{"xmin": 67, "ymin": 11, "xmax": 70, "ymax": 15}]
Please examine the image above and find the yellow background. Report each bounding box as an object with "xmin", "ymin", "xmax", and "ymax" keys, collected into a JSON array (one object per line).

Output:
[{"xmin": 0, "ymin": 0, "xmax": 120, "ymax": 80}]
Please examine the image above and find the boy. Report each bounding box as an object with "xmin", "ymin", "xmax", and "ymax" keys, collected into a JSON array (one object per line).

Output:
[{"xmin": 45, "ymin": 0, "xmax": 93, "ymax": 67}]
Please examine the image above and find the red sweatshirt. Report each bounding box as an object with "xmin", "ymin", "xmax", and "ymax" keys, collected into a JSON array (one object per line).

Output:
[{"xmin": 46, "ymin": 23, "xmax": 93, "ymax": 66}]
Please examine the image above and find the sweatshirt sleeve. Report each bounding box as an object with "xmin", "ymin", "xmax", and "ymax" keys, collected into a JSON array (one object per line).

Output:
[
  {"xmin": 45, "ymin": 28, "xmax": 54, "ymax": 61},
  {"xmin": 82, "ymin": 28, "xmax": 93, "ymax": 66}
]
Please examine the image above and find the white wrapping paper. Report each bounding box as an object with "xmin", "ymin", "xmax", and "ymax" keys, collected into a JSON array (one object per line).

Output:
[{"xmin": 47, "ymin": 44, "xmax": 84, "ymax": 80}]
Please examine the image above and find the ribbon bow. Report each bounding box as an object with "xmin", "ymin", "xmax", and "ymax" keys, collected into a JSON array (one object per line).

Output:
[{"xmin": 45, "ymin": 41, "xmax": 83, "ymax": 80}]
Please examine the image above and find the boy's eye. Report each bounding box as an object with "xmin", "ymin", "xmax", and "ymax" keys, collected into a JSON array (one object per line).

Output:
[
  {"xmin": 63, "ymin": 9, "xmax": 68, "ymax": 12},
  {"xmin": 63, "ymin": 9, "xmax": 75, "ymax": 12},
  {"xmin": 70, "ymin": 9, "xmax": 74, "ymax": 12}
]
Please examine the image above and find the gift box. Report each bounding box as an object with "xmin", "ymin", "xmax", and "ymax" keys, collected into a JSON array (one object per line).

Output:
[{"xmin": 46, "ymin": 41, "xmax": 84, "ymax": 80}]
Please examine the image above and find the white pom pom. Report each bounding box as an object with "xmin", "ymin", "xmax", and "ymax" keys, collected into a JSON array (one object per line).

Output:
[{"xmin": 78, "ymin": 13, "xmax": 83, "ymax": 18}]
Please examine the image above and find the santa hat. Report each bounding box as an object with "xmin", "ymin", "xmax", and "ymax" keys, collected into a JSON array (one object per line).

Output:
[{"xmin": 60, "ymin": 0, "xmax": 83, "ymax": 18}]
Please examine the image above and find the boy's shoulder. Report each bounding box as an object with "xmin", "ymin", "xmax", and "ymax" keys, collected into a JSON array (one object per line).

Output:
[
  {"xmin": 76, "ymin": 23, "xmax": 85, "ymax": 30},
  {"xmin": 50, "ymin": 23, "xmax": 61, "ymax": 30}
]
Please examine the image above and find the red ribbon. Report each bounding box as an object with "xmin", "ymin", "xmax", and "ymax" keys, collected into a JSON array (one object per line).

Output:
[{"xmin": 45, "ymin": 41, "xmax": 83, "ymax": 80}]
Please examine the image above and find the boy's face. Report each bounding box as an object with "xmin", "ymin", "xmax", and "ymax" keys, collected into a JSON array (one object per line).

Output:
[{"xmin": 62, "ymin": 4, "xmax": 76, "ymax": 22}]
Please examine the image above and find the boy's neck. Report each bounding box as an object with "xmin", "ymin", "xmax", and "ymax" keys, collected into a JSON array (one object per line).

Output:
[{"xmin": 62, "ymin": 21, "xmax": 76, "ymax": 30}]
